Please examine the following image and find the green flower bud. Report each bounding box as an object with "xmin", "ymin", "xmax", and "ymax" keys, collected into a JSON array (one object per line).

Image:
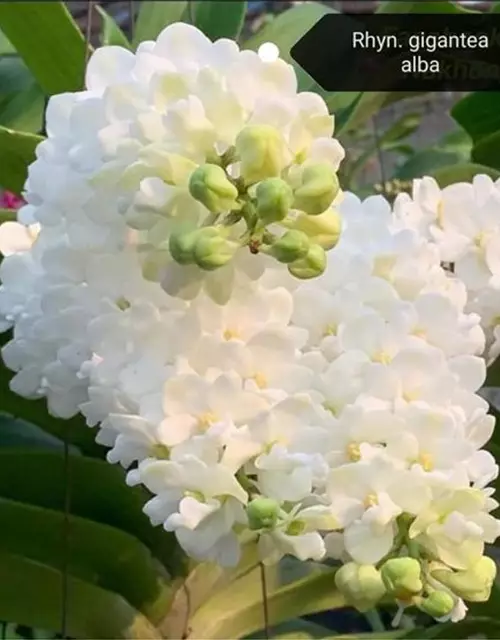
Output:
[
  {"xmin": 335, "ymin": 563, "xmax": 386, "ymax": 612},
  {"xmin": 188, "ymin": 164, "xmax": 239, "ymax": 213},
  {"xmin": 415, "ymin": 591, "xmax": 455, "ymax": 619},
  {"xmin": 288, "ymin": 244, "xmax": 326, "ymax": 280},
  {"xmin": 293, "ymin": 164, "xmax": 340, "ymax": 216},
  {"xmin": 270, "ymin": 230, "xmax": 310, "ymax": 264},
  {"xmin": 432, "ymin": 556, "xmax": 497, "ymax": 603},
  {"xmin": 193, "ymin": 227, "xmax": 238, "ymax": 271},
  {"xmin": 168, "ymin": 227, "xmax": 200, "ymax": 265},
  {"xmin": 255, "ymin": 177, "xmax": 294, "ymax": 224},
  {"xmin": 235, "ymin": 125, "xmax": 288, "ymax": 185},
  {"xmin": 380, "ymin": 558, "xmax": 423, "ymax": 600},
  {"xmin": 247, "ymin": 497, "xmax": 280, "ymax": 530},
  {"xmin": 291, "ymin": 208, "xmax": 342, "ymax": 250}
]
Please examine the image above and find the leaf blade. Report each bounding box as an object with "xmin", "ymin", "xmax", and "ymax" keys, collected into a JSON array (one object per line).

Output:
[
  {"xmin": 0, "ymin": 551, "xmax": 162, "ymax": 639},
  {"xmin": 194, "ymin": 1, "xmax": 247, "ymax": 41},
  {"xmin": 132, "ymin": 1, "xmax": 187, "ymax": 48},
  {"xmin": 0, "ymin": 1, "xmax": 91, "ymax": 95},
  {"xmin": 0, "ymin": 125, "xmax": 42, "ymax": 194}
]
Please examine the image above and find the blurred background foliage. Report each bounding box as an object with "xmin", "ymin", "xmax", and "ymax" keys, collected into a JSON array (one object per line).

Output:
[{"xmin": 2, "ymin": 1, "xmax": 500, "ymax": 639}]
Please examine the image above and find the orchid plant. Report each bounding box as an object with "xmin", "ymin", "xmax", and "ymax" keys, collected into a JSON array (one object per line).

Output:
[{"xmin": 2, "ymin": 2, "xmax": 500, "ymax": 640}]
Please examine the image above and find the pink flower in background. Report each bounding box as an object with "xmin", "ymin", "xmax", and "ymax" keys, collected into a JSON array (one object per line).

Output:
[{"xmin": 0, "ymin": 191, "xmax": 24, "ymax": 210}]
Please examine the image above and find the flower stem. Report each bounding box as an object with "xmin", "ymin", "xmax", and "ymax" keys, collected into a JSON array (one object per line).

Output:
[{"xmin": 364, "ymin": 608, "xmax": 385, "ymax": 632}]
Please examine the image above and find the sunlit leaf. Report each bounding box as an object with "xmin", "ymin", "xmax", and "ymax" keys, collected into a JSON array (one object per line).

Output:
[
  {"xmin": 0, "ymin": 2, "xmax": 90, "ymax": 95},
  {"xmin": 96, "ymin": 5, "xmax": 131, "ymax": 49}
]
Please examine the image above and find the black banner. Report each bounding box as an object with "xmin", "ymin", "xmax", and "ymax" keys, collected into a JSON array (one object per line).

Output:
[{"xmin": 290, "ymin": 13, "xmax": 500, "ymax": 91}]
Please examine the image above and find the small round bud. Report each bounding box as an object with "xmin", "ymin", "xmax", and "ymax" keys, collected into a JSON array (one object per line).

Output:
[
  {"xmin": 247, "ymin": 497, "xmax": 280, "ymax": 530},
  {"xmin": 380, "ymin": 557, "xmax": 423, "ymax": 600},
  {"xmin": 168, "ymin": 228, "xmax": 200, "ymax": 265},
  {"xmin": 432, "ymin": 556, "xmax": 497, "ymax": 603},
  {"xmin": 288, "ymin": 244, "xmax": 326, "ymax": 280},
  {"xmin": 188, "ymin": 164, "xmax": 239, "ymax": 213},
  {"xmin": 415, "ymin": 591, "xmax": 455, "ymax": 619},
  {"xmin": 235, "ymin": 125, "xmax": 288, "ymax": 185},
  {"xmin": 270, "ymin": 230, "xmax": 310, "ymax": 264},
  {"xmin": 193, "ymin": 227, "xmax": 238, "ymax": 271},
  {"xmin": 255, "ymin": 178, "xmax": 294, "ymax": 224},
  {"xmin": 335, "ymin": 563, "xmax": 386, "ymax": 612},
  {"xmin": 291, "ymin": 208, "xmax": 342, "ymax": 250},
  {"xmin": 293, "ymin": 164, "xmax": 340, "ymax": 216}
]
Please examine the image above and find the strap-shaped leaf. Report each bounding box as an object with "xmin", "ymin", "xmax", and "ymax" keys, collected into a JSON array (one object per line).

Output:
[
  {"xmin": 432, "ymin": 163, "xmax": 500, "ymax": 188},
  {"xmin": 0, "ymin": 1, "xmax": 91, "ymax": 96},
  {"xmin": 194, "ymin": 1, "xmax": 247, "ymax": 42},
  {"xmin": 0, "ymin": 125, "xmax": 42, "ymax": 194},
  {"xmin": 0, "ymin": 497, "xmax": 173, "ymax": 623},
  {"xmin": 96, "ymin": 5, "xmax": 131, "ymax": 49},
  {"xmin": 0, "ymin": 450, "xmax": 187, "ymax": 578},
  {"xmin": 188, "ymin": 566, "xmax": 345, "ymax": 639},
  {"xmin": 133, "ymin": 1, "xmax": 187, "ymax": 48},
  {"xmin": 0, "ymin": 551, "xmax": 162, "ymax": 639}
]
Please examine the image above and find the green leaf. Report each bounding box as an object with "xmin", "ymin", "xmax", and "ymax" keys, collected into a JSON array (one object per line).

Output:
[
  {"xmin": 0, "ymin": 414, "xmax": 79, "ymax": 452},
  {"xmin": 336, "ymin": 92, "xmax": 423, "ymax": 135},
  {"xmin": 452, "ymin": 92, "xmax": 500, "ymax": 144},
  {"xmin": 0, "ymin": 497, "xmax": 172, "ymax": 623},
  {"xmin": 0, "ymin": 27, "xmax": 14, "ymax": 54},
  {"xmin": 0, "ymin": 450, "xmax": 186, "ymax": 578},
  {"xmin": 133, "ymin": 1, "xmax": 187, "ymax": 48},
  {"xmin": 394, "ymin": 149, "xmax": 467, "ymax": 181},
  {"xmin": 377, "ymin": 1, "xmax": 477, "ymax": 13},
  {"xmin": 246, "ymin": 618, "xmax": 335, "ymax": 639},
  {"xmin": 0, "ymin": 2, "xmax": 91, "ymax": 96},
  {"xmin": 194, "ymin": 1, "xmax": 247, "ymax": 42},
  {"xmin": 0, "ymin": 207, "xmax": 17, "ymax": 222},
  {"xmin": 401, "ymin": 617, "xmax": 500, "ymax": 638},
  {"xmin": 0, "ymin": 126, "xmax": 42, "ymax": 194},
  {"xmin": 95, "ymin": 5, "xmax": 131, "ymax": 49},
  {"xmin": 382, "ymin": 113, "xmax": 421, "ymax": 145},
  {"xmin": 188, "ymin": 566, "xmax": 345, "ymax": 639},
  {"xmin": 431, "ymin": 163, "xmax": 500, "ymax": 188},
  {"xmin": 0, "ymin": 57, "xmax": 44, "ymax": 133},
  {"xmin": 0, "ymin": 551, "xmax": 162, "ymax": 639},
  {"xmin": 472, "ymin": 131, "xmax": 500, "ymax": 171},
  {"xmin": 492, "ymin": 1, "xmax": 500, "ymax": 11}
]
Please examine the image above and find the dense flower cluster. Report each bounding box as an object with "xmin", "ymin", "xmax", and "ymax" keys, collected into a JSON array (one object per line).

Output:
[{"xmin": 0, "ymin": 22, "xmax": 499, "ymax": 625}]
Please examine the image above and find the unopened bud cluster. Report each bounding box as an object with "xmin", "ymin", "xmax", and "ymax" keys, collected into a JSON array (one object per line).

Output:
[
  {"xmin": 165, "ymin": 124, "xmax": 341, "ymax": 281},
  {"xmin": 334, "ymin": 534, "xmax": 497, "ymax": 623}
]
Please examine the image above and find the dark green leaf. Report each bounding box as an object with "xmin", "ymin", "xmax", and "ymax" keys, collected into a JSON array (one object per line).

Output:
[
  {"xmin": 0, "ymin": 414, "xmax": 79, "ymax": 452},
  {"xmin": 452, "ymin": 92, "xmax": 500, "ymax": 144},
  {"xmin": 401, "ymin": 617, "xmax": 500, "ymax": 639},
  {"xmin": 0, "ymin": 207, "xmax": 17, "ymax": 222},
  {"xmin": 133, "ymin": 1, "xmax": 187, "ymax": 48},
  {"xmin": 0, "ymin": 450, "xmax": 186, "ymax": 578},
  {"xmin": 0, "ymin": 2, "xmax": 91, "ymax": 96},
  {"xmin": 95, "ymin": 5, "xmax": 131, "ymax": 49},
  {"xmin": 0, "ymin": 57, "xmax": 44, "ymax": 133},
  {"xmin": 194, "ymin": 1, "xmax": 246, "ymax": 42},
  {"xmin": 431, "ymin": 163, "xmax": 500, "ymax": 188},
  {"xmin": 0, "ymin": 125, "xmax": 42, "ymax": 194},
  {"xmin": 472, "ymin": 131, "xmax": 500, "ymax": 171},
  {"xmin": 0, "ymin": 551, "xmax": 162, "ymax": 639},
  {"xmin": 0, "ymin": 497, "xmax": 172, "ymax": 623}
]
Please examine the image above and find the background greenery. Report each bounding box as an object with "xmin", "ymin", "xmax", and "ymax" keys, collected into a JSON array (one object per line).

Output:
[{"xmin": 1, "ymin": 1, "xmax": 500, "ymax": 639}]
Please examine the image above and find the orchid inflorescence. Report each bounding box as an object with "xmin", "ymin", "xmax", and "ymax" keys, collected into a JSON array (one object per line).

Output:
[{"xmin": 1, "ymin": 22, "xmax": 500, "ymax": 625}]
